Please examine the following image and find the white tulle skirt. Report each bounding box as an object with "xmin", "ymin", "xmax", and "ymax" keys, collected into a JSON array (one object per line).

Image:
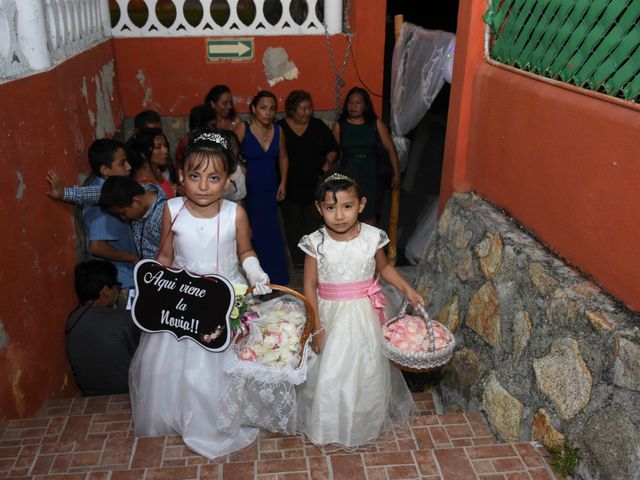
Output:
[
  {"xmin": 295, "ymin": 297, "xmax": 415, "ymax": 450},
  {"xmin": 129, "ymin": 332, "xmax": 259, "ymax": 459}
]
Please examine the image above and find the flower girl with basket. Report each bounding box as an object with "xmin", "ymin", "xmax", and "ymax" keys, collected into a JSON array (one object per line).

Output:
[{"xmin": 296, "ymin": 172, "xmax": 425, "ymax": 450}]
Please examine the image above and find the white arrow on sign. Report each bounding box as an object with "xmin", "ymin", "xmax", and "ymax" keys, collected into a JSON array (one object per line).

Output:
[{"xmin": 208, "ymin": 42, "xmax": 251, "ymax": 56}]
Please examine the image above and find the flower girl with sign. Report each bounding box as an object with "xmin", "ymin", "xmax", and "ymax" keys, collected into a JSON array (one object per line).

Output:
[
  {"xmin": 296, "ymin": 172, "xmax": 425, "ymax": 450},
  {"xmin": 129, "ymin": 128, "xmax": 272, "ymax": 459}
]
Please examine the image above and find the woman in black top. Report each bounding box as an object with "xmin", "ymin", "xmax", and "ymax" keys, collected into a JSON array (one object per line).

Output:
[{"xmin": 278, "ymin": 90, "xmax": 338, "ymax": 272}]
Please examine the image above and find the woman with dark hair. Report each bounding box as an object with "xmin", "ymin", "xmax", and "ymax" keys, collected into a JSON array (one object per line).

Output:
[
  {"xmin": 132, "ymin": 127, "xmax": 176, "ymax": 198},
  {"xmin": 174, "ymin": 104, "xmax": 216, "ymax": 169},
  {"xmin": 278, "ymin": 90, "xmax": 338, "ymax": 272},
  {"xmin": 205, "ymin": 84, "xmax": 243, "ymax": 138},
  {"xmin": 239, "ymin": 90, "xmax": 289, "ymax": 285},
  {"xmin": 332, "ymin": 87, "xmax": 400, "ymax": 225}
]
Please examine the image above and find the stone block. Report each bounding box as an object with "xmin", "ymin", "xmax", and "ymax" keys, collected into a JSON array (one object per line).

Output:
[
  {"xmin": 578, "ymin": 405, "xmax": 640, "ymax": 480},
  {"xmin": 482, "ymin": 372, "xmax": 523, "ymax": 442},
  {"xmin": 546, "ymin": 291, "xmax": 580, "ymax": 328},
  {"xmin": 456, "ymin": 251, "xmax": 474, "ymax": 281},
  {"xmin": 437, "ymin": 207, "xmax": 452, "ymax": 236},
  {"xmin": 613, "ymin": 337, "xmax": 640, "ymax": 392},
  {"xmin": 436, "ymin": 295, "xmax": 459, "ymax": 333},
  {"xmin": 585, "ymin": 310, "xmax": 615, "ymax": 333},
  {"xmin": 475, "ymin": 233, "xmax": 503, "ymax": 278},
  {"xmin": 467, "ymin": 282, "xmax": 501, "ymax": 347},
  {"xmin": 437, "ymin": 249, "xmax": 453, "ymax": 274},
  {"xmin": 442, "ymin": 347, "xmax": 482, "ymax": 397},
  {"xmin": 571, "ymin": 281, "xmax": 600, "ymax": 301},
  {"xmin": 533, "ymin": 338, "xmax": 592, "ymax": 420},
  {"xmin": 512, "ymin": 311, "xmax": 532, "ymax": 362},
  {"xmin": 528, "ymin": 263, "xmax": 558, "ymax": 296},
  {"xmin": 451, "ymin": 217, "xmax": 473, "ymax": 249},
  {"xmin": 532, "ymin": 409, "xmax": 563, "ymax": 449}
]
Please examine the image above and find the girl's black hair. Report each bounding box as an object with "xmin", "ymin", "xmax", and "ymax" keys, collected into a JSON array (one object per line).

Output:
[
  {"xmin": 182, "ymin": 126, "xmax": 237, "ymax": 175},
  {"xmin": 188, "ymin": 104, "xmax": 215, "ymax": 132},
  {"xmin": 314, "ymin": 171, "xmax": 364, "ymax": 204},
  {"xmin": 338, "ymin": 86, "xmax": 377, "ymax": 123},
  {"xmin": 314, "ymin": 171, "xmax": 364, "ymax": 265},
  {"xmin": 205, "ymin": 84, "xmax": 237, "ymax": 120}
]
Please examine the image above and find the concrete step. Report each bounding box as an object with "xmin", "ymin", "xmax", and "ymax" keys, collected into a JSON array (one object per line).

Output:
[{"xmin": 0, "ymin": 391, "xmax": 558, "ymax": 479}]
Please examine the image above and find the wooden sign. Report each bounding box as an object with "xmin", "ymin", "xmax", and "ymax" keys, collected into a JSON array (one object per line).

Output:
[{"xmin": 132, "ymin": 259, "xmax": 234, "ymax": 352}]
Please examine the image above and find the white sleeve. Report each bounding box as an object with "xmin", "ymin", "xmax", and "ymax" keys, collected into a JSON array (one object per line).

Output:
[
  {"xmin": 298, "ymin": 233, "xmax": 318, "ymax": 259},
  {"xmin": 223, "ymin": 168, "xmax": 246, "ymax": 202}
]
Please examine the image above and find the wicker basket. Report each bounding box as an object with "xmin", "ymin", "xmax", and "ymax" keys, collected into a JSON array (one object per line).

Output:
[
  {"xmin": 382, "ymin": 300, "xmax": 455, "ymax": 372},
  {"xmin": 240, "ymin": 284, "xmax": 316, "ymax": 369}
]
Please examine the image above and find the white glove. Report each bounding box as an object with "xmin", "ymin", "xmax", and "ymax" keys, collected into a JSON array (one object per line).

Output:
[{"xmin": 242, "ymin": 256, "xmax": 272, "ymax": 295}]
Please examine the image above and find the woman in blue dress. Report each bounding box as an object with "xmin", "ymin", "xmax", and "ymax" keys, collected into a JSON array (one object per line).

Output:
[{"xmin": 237, "ymin": 91, "xmax": 290, "ymax": 285}]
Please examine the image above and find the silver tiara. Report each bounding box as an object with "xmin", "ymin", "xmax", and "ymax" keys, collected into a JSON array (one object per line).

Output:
[
  {"xmin": 193, "ymin": 131, "xmax": 231, "ymax": 150},
  {"xmin": 322, "ymin": 172, "xmax": 353, "ymax": 185}
]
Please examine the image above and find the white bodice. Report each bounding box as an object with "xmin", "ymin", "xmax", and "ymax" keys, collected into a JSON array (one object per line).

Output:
[
  {"xmin": 298, "ymin": 223, "xmax": 389, "ymax": 283},
  {"xmin": 168, "ymin": 197, "xmax": 244, "ymax": 284}
]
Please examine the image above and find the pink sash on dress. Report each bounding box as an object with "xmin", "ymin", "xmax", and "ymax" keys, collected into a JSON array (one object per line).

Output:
[{"xmin": 317, "ymin": 275, "xmax": 386, "ymax": 324}]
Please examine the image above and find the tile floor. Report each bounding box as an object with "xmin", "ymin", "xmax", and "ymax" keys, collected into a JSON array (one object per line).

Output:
[{"xmin": 0, "ymin": 391, "xmax": 559, "ymax": 479}]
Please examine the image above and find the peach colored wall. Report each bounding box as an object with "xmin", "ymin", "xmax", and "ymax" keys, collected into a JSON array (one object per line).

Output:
[
  {"xmin": 0, "ymin": 41, "xmax": 123, "ymax": 419},
  {"xmin": 442, "ymin": 6, "xmax": 640, "ymax": 310},
  {"xmin": 111, "ymin": 0, "xmax": 387, "ymax": 117}
]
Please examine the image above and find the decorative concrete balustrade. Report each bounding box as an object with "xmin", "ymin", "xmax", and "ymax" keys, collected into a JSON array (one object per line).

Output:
[
  {"xmin": 0, "ymin": 0, "xmax": 343, "ymax": 82},
  {"xmin": 0, "ymin": 0, "xmax": 110, "ymax": 81},
  {"xmin": 111, "ymin": 0, "xmax": 343, "ymax": 37},
  {"xmin": 414, "ymin": 192, "xmax": 640, "ymax": 479}
]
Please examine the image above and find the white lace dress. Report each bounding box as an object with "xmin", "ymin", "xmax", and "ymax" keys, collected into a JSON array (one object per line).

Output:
[
  {"xmin": 129, "ymin": 198, "xmax": 259, "ymax": 459},
  {"xmin": 296, "ymin": 223, "xmax": 415, "ymax": 449}
]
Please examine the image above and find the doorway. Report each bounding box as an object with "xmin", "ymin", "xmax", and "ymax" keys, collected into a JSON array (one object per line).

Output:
[{"xmin": 381, "ymin": 1, "xmax": 459, "ymax": 265}]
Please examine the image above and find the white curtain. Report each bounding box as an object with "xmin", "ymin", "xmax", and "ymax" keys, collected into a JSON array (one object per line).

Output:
[{"xmin": 391, "ymin": 23, "xmax": 455, "ymax": 171}]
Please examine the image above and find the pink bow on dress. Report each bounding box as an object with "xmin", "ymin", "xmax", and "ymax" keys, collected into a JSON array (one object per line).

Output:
[
  {"xmin": 317, "ymin": 275, "xmax": 387, "ymax": 325},
  {"xmin": 366, "ymin": 275, "xmax": 386, "ymax": 325}
]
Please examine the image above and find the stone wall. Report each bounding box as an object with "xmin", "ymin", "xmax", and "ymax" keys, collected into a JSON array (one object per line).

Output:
[{"xmin": 415, "ymin": 193, "xmax": 640, "ymax": 479}]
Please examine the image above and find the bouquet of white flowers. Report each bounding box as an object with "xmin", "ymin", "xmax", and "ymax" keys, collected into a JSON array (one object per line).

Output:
[{"xmin": 237, "ymin": 300, "xmax": 307, "ymax": 368}]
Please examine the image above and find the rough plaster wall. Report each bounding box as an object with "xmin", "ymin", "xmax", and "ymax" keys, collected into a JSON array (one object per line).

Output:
[
  {"xmin": 263, "ymin": 47, "xmax": 299, "ymax": 87},
  {"xmin": 136, "ymin": 69, "xmax": 155, "ymax": 108},
  {"xmin": 81, "ymin": 60, "xmax": 117, "ymax": 139},
  {"xmin": 0, "ymin": 43, "xmax": 123, "ymax": 419}
]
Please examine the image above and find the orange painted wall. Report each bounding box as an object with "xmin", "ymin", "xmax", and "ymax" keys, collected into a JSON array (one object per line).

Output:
[
  {"xmin": 442, "ymin": 6, "xmax": 640, "ymax": 310},
  {"xmin": 0, "ymin": 41, "xmax": 123, "ymax": 419},
  {"xmin": 111, "ymin": 0, "xmax": 387, "ymax": 117}
]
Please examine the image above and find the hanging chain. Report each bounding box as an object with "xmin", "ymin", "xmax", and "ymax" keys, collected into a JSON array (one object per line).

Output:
[{"xmin": 323, "ymin": 0, "xmax": 352, "ymax": 122}]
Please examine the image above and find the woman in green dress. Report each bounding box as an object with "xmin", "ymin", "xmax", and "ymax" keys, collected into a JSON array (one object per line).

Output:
[{"xmin": 332, "ymin": 87, "xmax": 400, "ymax": 225}]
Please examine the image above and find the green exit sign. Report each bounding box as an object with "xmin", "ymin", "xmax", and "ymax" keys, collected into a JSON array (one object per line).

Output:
[{"xmin": 207, "ymin": 39, "xmax": 253, "ymax": 61}]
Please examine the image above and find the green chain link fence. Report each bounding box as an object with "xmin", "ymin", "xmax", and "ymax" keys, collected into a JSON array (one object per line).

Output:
[{"xmin": 484, "ymin": 0, "xmax": 640, "ymax": 102}]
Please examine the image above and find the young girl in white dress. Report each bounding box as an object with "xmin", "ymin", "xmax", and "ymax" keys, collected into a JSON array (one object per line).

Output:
[
  {"xmin": 296, "ymin": 172, "xmax": 424, "ymax": 449},
  {"xmin": 129, "ymin": 129, "xmax": 272, "ymax": 459}
]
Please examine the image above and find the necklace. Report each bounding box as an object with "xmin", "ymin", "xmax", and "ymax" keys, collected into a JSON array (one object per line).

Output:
[
  {"xmin": 345, "ymin": 222, "xmax": 361, "ymax": 241},
  {"xmin": 326, "ymin": 222, "xmax": 360, "ymax": 242},
  {"xmin": 252, "ymin": 123, "xmax": 272, "ymax": 144}
]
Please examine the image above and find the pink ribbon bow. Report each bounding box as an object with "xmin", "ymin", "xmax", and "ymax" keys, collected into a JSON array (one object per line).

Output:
[
  {"xmin": 366, "ymin": 276, "xmax": 386, "ymax": 325},
  {"xmin": 317, "ymin": 275, "xmax": 387, "ymax": 325}
]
